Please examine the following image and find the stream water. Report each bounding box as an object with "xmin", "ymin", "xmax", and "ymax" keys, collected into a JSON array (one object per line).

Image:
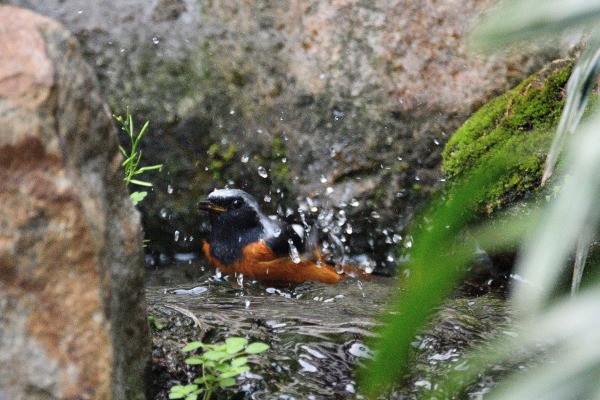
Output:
[{"xmin": 145, "ymin": 256, "xmax": 510, "ymax": 399}]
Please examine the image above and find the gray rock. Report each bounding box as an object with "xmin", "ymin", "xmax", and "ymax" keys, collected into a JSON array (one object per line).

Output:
[{"xmin": 0, "ymin": 6, "xmax": 149, "ymax": 399}]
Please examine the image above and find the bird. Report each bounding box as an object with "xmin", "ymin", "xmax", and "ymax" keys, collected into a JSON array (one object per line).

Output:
[{"xmin": 198, "ymin": 188, "xmax": 344, "ymax": 284}]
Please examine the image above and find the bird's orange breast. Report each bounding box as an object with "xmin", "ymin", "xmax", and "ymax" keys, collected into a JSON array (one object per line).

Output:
[{"xmin": 202, "ymin": 240, "xmax": 343, "ymax": 284}]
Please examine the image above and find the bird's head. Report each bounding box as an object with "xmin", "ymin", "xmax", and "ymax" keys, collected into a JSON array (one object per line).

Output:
[{"xmin": 198, "ymin": 188, "xmax": 265, "ymax": 233}]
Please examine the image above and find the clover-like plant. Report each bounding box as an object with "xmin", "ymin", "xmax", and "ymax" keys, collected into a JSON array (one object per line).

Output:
[{"xmin": 169, "ymin": 337, "xmax": 270, "ymax": 400}]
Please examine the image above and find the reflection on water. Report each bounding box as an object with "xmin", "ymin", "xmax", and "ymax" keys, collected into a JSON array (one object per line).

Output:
[{"xmin": 146, "ymin": 257, "xmax": 509, "ymax": 399}]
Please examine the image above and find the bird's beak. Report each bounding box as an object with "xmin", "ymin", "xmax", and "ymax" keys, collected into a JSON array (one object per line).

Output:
[{"xmin": 198, "ymin": 200, "xmax": 227, "ymax": 213}]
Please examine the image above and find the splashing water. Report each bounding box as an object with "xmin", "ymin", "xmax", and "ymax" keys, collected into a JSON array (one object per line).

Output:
[
  {"xmin": 288, "ymin": 239, "xmax": 301, "ymax": 264},
  {"xmin": 257, "ymin": 166, "xmax": 268, "ymax": 178}
]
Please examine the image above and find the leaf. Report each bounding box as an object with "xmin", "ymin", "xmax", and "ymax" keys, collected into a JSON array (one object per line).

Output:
[
  {"xmin": 244, "ymin": 342, "xmax": 270, "ymax": 354},
  {"xmin": 231, "ymin": 357, "xmax": 248, "ymax": 367},
  {"xmin": 194, "ymin": 375, "xmax": 214, "ymax": 384},
  {"xmin": 130, "ymin": 191, "xmax": 147, "ymax": 206},
  {"xmin": 184, "ymin": 356, "xmax": 204, "ymax": 365},
  {"xmin": 129, "ymin": 179, "xmax": 153, "ymax": 187},
  {"xmin": 182, "ymin": 342, "xmax": 204, "ymax": 352},
  {"xmin": 135, "ymin": 164, "xmax": 163, "ymax": 173},
  {"xmin": 472, "ymin": 0, "xmax": 600, "ymax": 52},
  {"xmin": 218, "ymin": 377, "xmax": 237, "ymax": 388},
  {"xmin": 358, "ymin": 151, "xmax": 520, "ymax": 397},
  {"xmin": 147, "ymin": 315, "xmax": 164, "ymax": 330},
  {"xmin": 225, "ymin": 337, "xmax": 248, "ymax": 354},
  {"xmin": 220, "ymin": 366, "xmax": 250, "ymax": 379},
  {"xmin": 202, "ymin": 351, "xmax": 229, "ymax": 361}
]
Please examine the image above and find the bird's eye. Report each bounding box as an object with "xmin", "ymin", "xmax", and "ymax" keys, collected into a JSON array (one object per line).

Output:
[{"xmin": 232, "ymin": 199, "xmax": 243, "ymax": 209}]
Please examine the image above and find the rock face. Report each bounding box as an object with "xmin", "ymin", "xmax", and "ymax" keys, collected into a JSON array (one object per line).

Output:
[
  {"xmin": 1, "ymin": 0, "xmax": 567, "ymax": 269},
  {"xmin": 442, "ymin": 59, "xmax": 573, "ymax": 213},
  {"xmin": 0, "ymin": 6, "xmax": 149, "ymax": 399}
]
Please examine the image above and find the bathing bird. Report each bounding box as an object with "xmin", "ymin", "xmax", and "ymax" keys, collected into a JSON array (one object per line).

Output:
[{"xmin": 199, "ymin": 188, "xmax": 344, "ymax": 284}]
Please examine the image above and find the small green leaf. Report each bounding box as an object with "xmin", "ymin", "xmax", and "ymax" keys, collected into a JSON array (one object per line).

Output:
[
  {"xmin": 135, "ymin": 164, "xmax": 163, "ymax": 173},
  {"xmin": 231, "ymin": 356, "xmax": 248, "ymax": 367},
  {"xmin": 147, "ymin": 315, "xmax": 164, "ymax": 330},
  {"xmin": 130, "ymin": 191, "xmax": 147, "ymax": 205},
  {"xmin": 225, "ymin": 337, "xmax": 248, "ymax": 354},
  {"xmin": 129, "ymin": 179, "xmax": 153, "ymax": 187},
  {"xmin": 245, "ymin": 342, "xmax": 270, "ymax": 354},
  {"xmin": 182, "ymin": 342, "xmax": 204, "ymax": 352},
  {"xmin": 218, "ymin": 377, "xmax": 237, "ymax": 388},
  {"xmin": 184, "ymin": 356, "xmax": 204, "ymax": 365},
  {"xmin": 219, "ymin": 366, "xmax": 250, "ymax": 379},
  {"xmin": 202, "ymin": 350, "xmax": 229, "ymax": 361},
  {"xmin": 193, "ymin": 375, "xmax": 213, "ymax": 384}
]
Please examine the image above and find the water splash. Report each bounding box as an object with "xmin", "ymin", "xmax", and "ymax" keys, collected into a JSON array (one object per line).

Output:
[
  {"xmin": 257, "ymin": 166, "xmax": 268, "ymax": 178},
  {"xmin": 288, "ymin": 239, "xmax": 301, "ymax": 264}
]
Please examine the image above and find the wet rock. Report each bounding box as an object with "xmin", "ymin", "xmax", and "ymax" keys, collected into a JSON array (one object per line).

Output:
[
  {"xmin": 0, "ymin": 6, "xmax": 149, "ymax": 399},
  {"xmin": 3, "ymin": 0, "xmax": 569, "ymax": 270},
  {"xmin": 441, "ymin": 59, "xmax": 574, "ymax": 213}
]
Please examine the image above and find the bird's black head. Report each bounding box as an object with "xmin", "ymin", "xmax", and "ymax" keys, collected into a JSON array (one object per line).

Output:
[{"xmin": 198, "ymin": 188, "xmax": 268, "ymax": 238}]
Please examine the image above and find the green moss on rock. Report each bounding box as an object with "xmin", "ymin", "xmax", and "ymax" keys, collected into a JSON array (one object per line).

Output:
[{"xmin": 441, "ymin": 59, "xmax": 574, "ymax": 213}]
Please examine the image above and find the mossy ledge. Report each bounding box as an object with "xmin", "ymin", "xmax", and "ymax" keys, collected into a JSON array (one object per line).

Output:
[{"xmin": 441, "ymin": 59, "xmax": 574, "ymax": 213}]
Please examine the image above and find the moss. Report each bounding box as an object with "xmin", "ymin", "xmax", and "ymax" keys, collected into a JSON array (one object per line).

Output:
[{"xmin": 441, "ymin": 59, "xmax": 574, "ymax": 213}]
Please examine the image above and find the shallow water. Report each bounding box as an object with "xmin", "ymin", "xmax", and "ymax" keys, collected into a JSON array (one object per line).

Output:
[{"xmin": 145, "ymin": 257, "xmax": 509, "ymax": 399}]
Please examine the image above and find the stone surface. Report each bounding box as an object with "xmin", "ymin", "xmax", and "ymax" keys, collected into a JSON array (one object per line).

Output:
[
  {"xmin": 0, "ymin": 6, "xmax": 149, "ymax": 399},
  {"xmin": 442, "ymin": 59, "xmax": 574, "ymax": 213},
  {"xmin": 0, "ymin": 0, "xmax": 569, "ymax": 270}
]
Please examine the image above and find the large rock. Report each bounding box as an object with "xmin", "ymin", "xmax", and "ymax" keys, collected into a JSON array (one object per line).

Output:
[
  {"xmin": 0, "ymin": 6, "xmax": 149, "ymax": 399},
  {"xmin": 1, "ymin": 0, "xmax": 568, "ymax": 269}
]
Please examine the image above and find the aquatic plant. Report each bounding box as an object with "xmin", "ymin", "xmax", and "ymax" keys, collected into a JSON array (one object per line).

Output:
[
  {"xmin": 169, "ymin": 337, "xmax": 269, "ymax": 400},
  {"xmin": 114, "ymin": 109, "xmax": 163, "ymax": 205},
  {"xmin": 359, "ymin": 0, "xmax": 600, "ymax": 398}
]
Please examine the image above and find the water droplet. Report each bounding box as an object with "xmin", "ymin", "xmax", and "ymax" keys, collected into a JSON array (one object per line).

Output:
[
  {"xmin": 167, "ymin": 185, "xmax": 174, "ymax": 194},
  {"xmin": 319, "ymin": 175, "xmax": 327, "ymax": 183},
  {"xmin": 393, "ymin": 234, "xmax": 402, "ymax": 243},
  {"xmin": 387, "ymin": 254, "xmax": 395, "ymax": 262},
  {"xmin": 281, "ymin": 158, "xmax": 287, "ymax": 163},
  {"xmin": 245, "ymin": 299, "xmax": 251, "ymax": 308},
  {"xmin": 273, "ymin": 228, "xmax": 282, "ymax": 237},
  {"xmin": 160, "ymin": 208, "xmax": 169, "ymax": 219},
  {"xmin": 257, "ymin": 166, "xmax": 268, "ymax": 178},
  {"xmin": 241, "ymin": 154, "xmax": 249, "ymax": 163},
  {"xmin": 288, "ymin": 239, "xmax": 301, "ymax": 264},
  {"xmin": 370, "ymin": 211, "xmax": 381, "ymax": 219},
  {"xmin": 77, "ymin": 9, "xmax": 83, "ymax": 14},
  {"xmin": 215, "ymin": 269, "xmax": 222, "ymax": 279},
  {"xmin": 345, "ymin": 224, "xmax": 353, "ymax": 234},
  {"xmin": 337, "ymin": 210, "xmax": 347, "ymax": 226},
  {"xmin": 229, "ymin": 109, "xmax": 235, "ymax": 115},
  {"xmin": 433, "ymin": 139, "xmax": 440, "ymax": 145},
  {"xmin": 264, "ymin": 194, "xmax": 271, "ymax": 202},
  {"xmin": 236, "ymin": 273, "xmax": 244, "ymax": 288},
  {"xmin": 152, "ymin": 36, "xmax": 160, "ymax": 45},
  {"xmin": 350, "ymin": 198, "xmax": 359, "ymax": 207},
  {"xmin": 174, "ymin": 230, "xmax": 180, "ymax": 242},
  {"xmin": 326, "ymin": 187, "xmax": 334, "ymax": 194}
]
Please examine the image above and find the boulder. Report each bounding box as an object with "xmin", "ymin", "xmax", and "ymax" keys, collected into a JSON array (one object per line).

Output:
[
  {"xmin": 2, "ymin": 0, "xmax": 569, "ymax": 270},
  {"xmin": 0, "ymin": 6, "xmax": 149, "ymax": 399},
  {"xmin": 442, "ymin": 59, "xmax": 574, "ymax": 213}
]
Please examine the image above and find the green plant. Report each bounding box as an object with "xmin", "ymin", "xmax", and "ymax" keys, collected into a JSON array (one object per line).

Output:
[
  {"xmin": 359, "ymin": 0, "xmax": 600, "ymax": 398},
  {"xmin": 114, "ymin": 109, "xmax": 163, "ymax": 205},
  {"xmin": 169, "ymin": 337, "xmax": 269, "ymax": 400}
]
